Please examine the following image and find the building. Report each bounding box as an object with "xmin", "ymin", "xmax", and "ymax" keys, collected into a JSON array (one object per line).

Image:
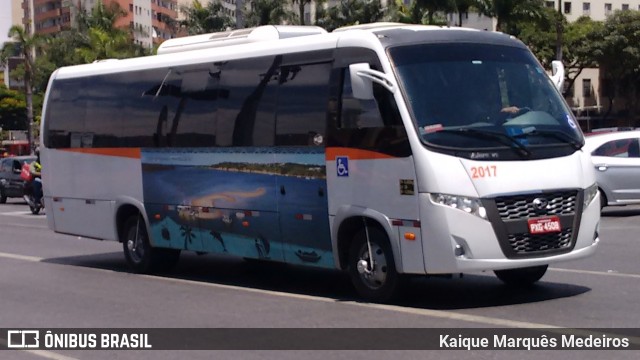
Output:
[
  {"xmin": 77, "ymin": 0, "xmax": 179, "ymax": 48},
  {"xmin": 17, "ymin": 0, "xmax": 179, "ymax": 48},
  {"xmin": 219, "ymin": 0, "xmax": 244, "ymax": 28},
  {"xmin": 22, "ymin": 0, "xmax": 73, "ymax": 35}
]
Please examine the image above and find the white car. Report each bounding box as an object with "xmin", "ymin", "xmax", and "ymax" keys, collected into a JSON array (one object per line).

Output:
[{"xmin": 583, "ymin": 130, "xmax": 640, "ymax": 208}]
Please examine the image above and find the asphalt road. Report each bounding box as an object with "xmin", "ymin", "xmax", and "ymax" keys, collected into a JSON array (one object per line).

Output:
[{"xmin": 0, "ymin": 198, "xmax": 638, "ymax": 359}]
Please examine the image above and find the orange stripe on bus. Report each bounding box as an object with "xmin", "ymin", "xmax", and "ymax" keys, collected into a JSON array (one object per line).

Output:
[
  {"xmin": 61, "ymin": 148, "xmax": 141, "ymax": 159},
  {"xmin": 325, "ymin": 147, "xmax": 394, "ymax": 161}
]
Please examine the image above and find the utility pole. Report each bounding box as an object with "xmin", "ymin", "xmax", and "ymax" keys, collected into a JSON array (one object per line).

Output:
[{"xmin": 23, "ymin": 0, "xmax": 35, "ymax": 154}]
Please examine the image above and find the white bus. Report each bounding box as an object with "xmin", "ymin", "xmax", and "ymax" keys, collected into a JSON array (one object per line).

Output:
[{"xmin": 41, "ymin": 24, "xmax": 600, "ymax": 302}]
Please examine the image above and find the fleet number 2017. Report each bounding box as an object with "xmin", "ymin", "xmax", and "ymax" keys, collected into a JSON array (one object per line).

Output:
[{"xmin": 470, "ymin": 165, "xmax": 497, "ymax": 179}]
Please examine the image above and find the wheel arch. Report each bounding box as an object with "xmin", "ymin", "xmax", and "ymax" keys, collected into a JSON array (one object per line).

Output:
[
  {"xmin": 114, "ymin": 196, "xmax": 148, "ymax": 244},
  {"xmin": 332, "ymin": 205, "xmax": 402, "ymax": 273}
]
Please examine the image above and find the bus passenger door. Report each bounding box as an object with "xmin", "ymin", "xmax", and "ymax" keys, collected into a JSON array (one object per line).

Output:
[{"xmin": 275, "ymin": 60, "xmax": 334, "ymax": 268}]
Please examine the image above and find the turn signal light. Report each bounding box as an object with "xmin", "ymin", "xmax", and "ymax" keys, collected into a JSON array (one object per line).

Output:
[{"xmin": 404, "ymin": 232, "xmax": 416, "ymax": 241}]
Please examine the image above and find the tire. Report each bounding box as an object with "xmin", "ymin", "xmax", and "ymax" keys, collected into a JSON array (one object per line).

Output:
[
  {"xmin": 494, "ymin": 265, "xmax": 548, "ymax": 286},
  {"xmin": 122, "ymin": 215, "xmax": 180, "ymax": 273},
  {"xmin": 347, "ymin": 226, "xmax": 401, "ymax": 302},
  {"xmin": 0, "ymin": 187, "xmax": 6, "ymax": 204}
]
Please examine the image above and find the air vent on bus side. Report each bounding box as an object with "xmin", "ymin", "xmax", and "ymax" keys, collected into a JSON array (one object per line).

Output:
[{"xmin": 156, "ymin": 25, "xmax": 328, "ymax": 55}]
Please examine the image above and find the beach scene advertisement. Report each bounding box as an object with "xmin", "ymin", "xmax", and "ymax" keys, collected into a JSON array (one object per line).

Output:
[{"xmin": 141, "ymin": 147, "xmax": 335, "ymax": 268}]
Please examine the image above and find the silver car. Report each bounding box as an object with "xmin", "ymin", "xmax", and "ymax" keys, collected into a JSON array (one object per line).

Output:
[{"xmin": 583, "ymin": 130, "xmax": 640, "ymax": 208}]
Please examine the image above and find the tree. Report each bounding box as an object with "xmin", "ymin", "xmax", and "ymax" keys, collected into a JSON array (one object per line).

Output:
[
  {"xmin": 180, "ymin": 0, "xmax": 234, "ymax": 35},
  {"xmin": 452, "ymin": 0, "xmax": 475, "ymax": 27},
  {"xmin": 515, "ymin": 8, "xmax": 559, "ymax": 66},
  {"xmin": 590, "ymin": 10, "xmax": 640, "ymax": 121},
  {"xmin": 562, "ymin": 16, "xmax": 602, "ymax": 98},
  {"xmin": 474, "ymin": 0, "xmax": 545, "ymax": 33},
  {"xmin": 72, "ymin": 1, "xmax": 151, "ymax": 62},
  {"xmin": 0, "ymin": 85, "xmax": 27, "ymax": 131},
  {"xmin": 315, "ymin": 0, "xmax": 386, "ymax": 31},
  {"xmin": 245, "ymin": 0, "xmax": 295, "ymax": 27},
  {"xmin": 385, "ymin": 0, "xmax": 425, "ymax": 23},
  {"xmin": 292, "ymin": 0, "xmax": 313, "ymax": 25},
  {"xmin": 75, "ymin": 0, "xmax": 127, "ymax": 33},
  {"xmin": 75, "ymin": 27, "xmax": 132, "ymax": 63},
  {"xmin": 0, "ymin": 25, "xmax": 43, "ymax": 152},
  {"xmin": 415, "ymin": 0, "xmax": 453, "ymax": 25}
]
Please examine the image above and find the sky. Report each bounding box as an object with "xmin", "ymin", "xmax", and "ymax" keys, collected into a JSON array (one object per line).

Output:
[{"xmin": 0, "ymin": 0, "xmax": 12, "ymax": 46}]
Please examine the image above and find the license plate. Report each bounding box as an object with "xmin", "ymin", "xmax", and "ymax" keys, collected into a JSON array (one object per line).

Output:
[{"xmin": 527, "ymin": 216, "xmax": 561, "ymax": 234}]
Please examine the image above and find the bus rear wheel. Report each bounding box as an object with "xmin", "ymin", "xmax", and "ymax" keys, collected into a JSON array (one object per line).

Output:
[
  {"xmin": 348, "ymin": 227, "xmax": 401, "ymax": 303},
  {"xmin": 494, "ymin": 265, "xmax": 548, "ymax": 286},
  {"xmin": 122, "ymin": 215, "xmax": 180, "ymax": 273}
]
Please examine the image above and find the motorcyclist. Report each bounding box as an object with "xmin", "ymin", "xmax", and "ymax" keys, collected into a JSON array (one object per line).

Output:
[{"xmin": 29, "ymin": 148, "xmax": 43, "ymax": 206}]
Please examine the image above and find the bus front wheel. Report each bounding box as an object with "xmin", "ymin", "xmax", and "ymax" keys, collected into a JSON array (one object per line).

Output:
[
  {"xmin": 494, "ymin": 265, "xmax": 548, "ymax": 286},
  {"xmin": 348, "ymin": 227, "xmax": 401, "ymax": 302},
  {"xmin": 122, "ymin": 215, "xmax": 180, "ymax": 273}
]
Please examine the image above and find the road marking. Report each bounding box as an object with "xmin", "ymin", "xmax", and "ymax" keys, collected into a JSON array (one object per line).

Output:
[
  {"xmin": 0, "ymin": 211, "xmax": 46, "ymax": 219},
  {"xmin": 0, "ymin": 338, "xmax": 79, "ymax": 360},
  {"xmin": 0, "ymin": 251, "xmax": 43, "ymax": 262},
  {"xmin": 551, "ymin": 267, "xmax": 640, "ymax": 279},
  {"xmin": 0, "ymin": 223, "xmax": 49, "ymax": 230}
]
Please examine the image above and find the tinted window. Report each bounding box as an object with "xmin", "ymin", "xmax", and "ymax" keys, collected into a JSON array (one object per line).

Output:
[
  {"xmin": 45, "ymin": 52, "xmax": 333, "ymax": 149},
  {"xmin": 276, "ymin": 62, "xmax": 331, "ymax": 146},
  {"xmin": 160, "ymin": 64, "xmax": 219, "ymax": 147},
  {"xmin": 593, "ymin": 138, "xmax": 640, "ymax": 158},
  {"xmin": 216, "ymin": 56, "xmax": 279, "ymax": 147}
]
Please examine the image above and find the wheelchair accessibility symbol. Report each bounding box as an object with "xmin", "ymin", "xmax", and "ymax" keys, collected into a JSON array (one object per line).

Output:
[{"xmin": 336, "ymin": 156, "xmax": 349, "ymax": 177}]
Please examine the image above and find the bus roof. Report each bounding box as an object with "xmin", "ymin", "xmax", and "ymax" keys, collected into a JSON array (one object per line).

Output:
[{"xmin": 52, "ymin": 24, "xmax": 524, "ymax": 81}]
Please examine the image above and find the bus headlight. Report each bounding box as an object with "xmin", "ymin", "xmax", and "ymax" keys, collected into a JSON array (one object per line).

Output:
[
  {"xmin": 583, "ymin": 183, "xmax": 598, "ymax": 209},
  {"xmin": 430, "ymin": 193, "xmax": 487, "ymax": 220}
]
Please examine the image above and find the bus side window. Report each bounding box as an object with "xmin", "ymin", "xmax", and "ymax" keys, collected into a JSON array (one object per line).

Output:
[
  {"xmin": 217, "ymin": 56, "xmax": 278, "ymax": 147},
  {"xmin": 167, "ymin": 64, "xmax": 219, "ymax": 147},
  {"xmin": 275, "ymin": 62, "xmax": 331, "ymax": 146}
]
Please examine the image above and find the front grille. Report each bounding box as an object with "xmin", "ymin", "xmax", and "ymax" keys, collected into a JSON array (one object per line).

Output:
[
  {"xmin": 495, "ymin": 191, "xmax": 577, "ymax": 220},
  {"xmin": 508, "ymin": 228, "xmax": 573, "ymax": 254}
]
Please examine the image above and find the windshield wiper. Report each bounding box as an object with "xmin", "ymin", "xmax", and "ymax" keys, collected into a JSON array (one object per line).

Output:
[
  {"xmin": 435, "ymin": 128, "xmax": 531, "ymax": 158},
  {"xmin": 513, "ymin": 129, "xmax": 583, "ymax": 150}
]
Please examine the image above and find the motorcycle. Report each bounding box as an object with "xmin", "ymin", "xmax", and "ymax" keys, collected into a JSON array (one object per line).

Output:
[{"xmin": 23, "ymin": 177, "xmax": 44, "ymax": 215}]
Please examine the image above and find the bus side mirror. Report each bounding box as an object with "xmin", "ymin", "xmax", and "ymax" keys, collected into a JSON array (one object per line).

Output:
[
  {"xmin": 349, "ymin": 63, "xmax": 374, "ymax": 100},
  {"xmin": 349, "ymin": 63, "xmax": 396, "ymax": 101},
  {"xmin": 550, "ymin": 60, "xmax": 565, "ymax": 92}
]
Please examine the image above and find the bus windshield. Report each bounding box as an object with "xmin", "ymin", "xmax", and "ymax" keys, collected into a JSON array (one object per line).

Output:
[{"xmin": 389, "ymin": 43, "xmax": 584, "ymax": 157}]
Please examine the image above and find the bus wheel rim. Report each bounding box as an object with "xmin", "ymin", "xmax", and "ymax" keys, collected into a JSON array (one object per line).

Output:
[
  {"xmin": 127, "ymin": 228, "xmax": 144, "ymax": 263},
  {"xmin": 358, "ymin": 242, "xmax": 388, "ymax": 289}
]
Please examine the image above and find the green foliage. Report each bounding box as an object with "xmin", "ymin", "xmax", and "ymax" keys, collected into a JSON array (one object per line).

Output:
[
  {"xmin": 415, "ymin": 0, "xmax": 453, "ymax": 25},
  {"xmin": 385, "ymin": 0, "xmax": 427, "ymax": 24},
  {"xmin": 245, "ymin": 0, "xmax": 296, "ymax": 27},
  {"xmin": 475, "ymin": 0, "xmax": 545, "ymax": 32},
  {"xmin": 75, "ymin": 0, "xmax": 127, "ymax": 32},
  {"xmin": 589, "ymin": 10, "xmax": 640, "ymax": 116},
  {"xmin": 315, "ymin": 0, "xmax": 386, "ymax": 31},
  {"xmin": 179, "ymin": 0, "xmax": 234, "ymax": 34},
  {"xmin": 0, "ymin": 85, "xmax": 27, "ymax": 130},
  {"xmin": 292, "ymin": 0, "xmax": 314, "ymax": 25}
]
